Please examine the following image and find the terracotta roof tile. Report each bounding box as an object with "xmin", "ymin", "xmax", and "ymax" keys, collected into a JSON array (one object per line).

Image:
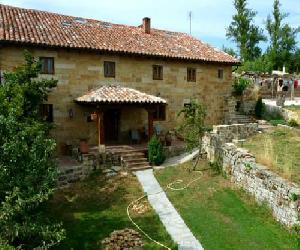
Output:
[
  {"xmin": 75, "ymin": 85, "xmax": 167, "ymax": 104},
  {"xmin": 0, "ymin": 4, "xmax": 239, "ymax": 64}
]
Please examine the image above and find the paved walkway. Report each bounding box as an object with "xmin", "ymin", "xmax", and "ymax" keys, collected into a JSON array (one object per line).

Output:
[
  {"xmin": 135, "ymin": 169, "xmax": 204, "ymax": 250},
  {"xmin": 160, "ymin": 149, "xmax": 199, "ymax": 168}
]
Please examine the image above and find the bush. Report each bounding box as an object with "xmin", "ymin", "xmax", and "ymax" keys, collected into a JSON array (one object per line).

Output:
[
  {"xmin": 255, "ymin": 97, "xmax": 264, "ymax": 118},
  {"xmin": 148, "ymin": 136, "xmax": 165, "ymax": 165},
  {"xmin": 232, "ymin": 77, "xmax": 250, "ymax": 96},
  {"xmin": 269, "ymin": 120, "xmax": 286, "ymax": 126},
  {"xmin": 288, "ymin": 118, "xmax": 298, "ymax": 127}
]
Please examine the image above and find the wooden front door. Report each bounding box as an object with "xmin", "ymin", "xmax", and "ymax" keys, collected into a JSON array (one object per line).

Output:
[{"xmin": 104, "ymin": 109, "xmax": 120, "ymax": 143}]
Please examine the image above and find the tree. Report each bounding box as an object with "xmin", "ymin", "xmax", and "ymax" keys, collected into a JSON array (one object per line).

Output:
[
  {"xmin": 222, "ymin": 46, "xmax": 238, "ymax": 58},
  {"xmin": 177, "ymin": 100, "xmax": 207, "ymax": 171},
  {"xmin": 0, "ymin": 52, "xmax": 65, "ymax": 249},
  {"xmin": 291, "ymin": 48, "xmax": 300, "ymax": 73},
  {"xmin": 226, "ymin": 0, "xmax": 266, "ymax": 61},
  {"xmin": 266, "ymin": 0, "xmax": 300, "ymax": 71}
]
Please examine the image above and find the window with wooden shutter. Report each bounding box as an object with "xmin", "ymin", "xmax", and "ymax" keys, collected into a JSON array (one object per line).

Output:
[
  {"xmin": 40, "ymin": 104, "xmax": 53, "ymax": 122},
  {"xmin": 218, "ymin": 69, "xmax": 224, "ymax": 79},
  {"xmin": 153, "ymin": 105, "xmax": 166, "ymax": 121},
  {"xmin": 40, "ymin": 57, "xmax": 54, "ymax": 74},
  {"xmin": 187, "ymin": 68, "xmax": 196, "ymax": 82},
  {"xmin": 153, "ymin": 65, "xmax": 163, "ymax": 80},
  {"xmin": 104, "ymin": 61, "xmax": 115, "ymax": 78}
]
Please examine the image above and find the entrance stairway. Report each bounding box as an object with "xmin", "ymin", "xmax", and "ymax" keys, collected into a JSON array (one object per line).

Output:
[
  {"xmin": 227, "ymin": 113, "xmax": 255, "ymax": 124},
  {"xmin": 106, "ymin": 145, "xmax": 151, "ymax": 171}
]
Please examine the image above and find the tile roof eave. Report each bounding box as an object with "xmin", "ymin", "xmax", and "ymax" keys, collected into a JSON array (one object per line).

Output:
[{"xmin": 0, "ymin": 39, "xmax": 241, "ymax": 66}]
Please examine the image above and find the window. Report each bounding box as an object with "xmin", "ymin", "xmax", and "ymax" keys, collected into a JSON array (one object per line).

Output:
[
  {"xmin": 218, "ymin": 69, "xmax": 224, "ymax": 79},
  {"xmin": 153, "ymin": 105, "xmax": 166, "ymax": 121},
  {"xmin": 187, "ymin": 68, "xmax": 196, "ymax": 82},
  {"xmin": 40, "ymin": 104, "xmax": 53, "ymax": 122},
  {"xmin": 104, "ymin": 61, "xmax": 115, "ymax": 78},
  {"xmin": 153, "ymin": 65, "xmax": 163, "ymax": 80},
  {"xmin": 40, "ymin": 57, "xmax": 54, "ymax": 74}
]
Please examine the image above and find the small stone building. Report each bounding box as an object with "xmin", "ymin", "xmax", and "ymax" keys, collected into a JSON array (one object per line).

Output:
[{"xmin": 0, "ymin": 4, "xmax": 239, "ymax": 151}]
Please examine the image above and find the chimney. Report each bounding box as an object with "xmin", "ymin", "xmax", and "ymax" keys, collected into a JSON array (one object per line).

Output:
[{"xmin": 142, "ymin": 17, "xmax": 151, "ymax": 34}]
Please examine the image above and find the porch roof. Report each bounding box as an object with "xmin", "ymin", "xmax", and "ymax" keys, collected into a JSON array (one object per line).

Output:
[{"xmin": 75, "ymin": 85, "xmax": 167, "ymax": 104}]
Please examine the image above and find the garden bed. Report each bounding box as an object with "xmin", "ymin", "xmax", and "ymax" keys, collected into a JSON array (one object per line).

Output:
[
  {"xmin": 43, "ymin": 172, "xmax": 176, "ymax": 249},
  {"xmin": 155, "ymin": 161, "xmax": 298, "ymax": 249},
  {"xmin": 240, "ymin": 127, "xmax": 300, "ymax": 184}
]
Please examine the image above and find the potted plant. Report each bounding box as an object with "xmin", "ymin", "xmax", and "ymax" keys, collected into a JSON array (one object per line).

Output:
[{"xmin": 79, "ymin": 138, "xmax": 89, "ymax": 154}]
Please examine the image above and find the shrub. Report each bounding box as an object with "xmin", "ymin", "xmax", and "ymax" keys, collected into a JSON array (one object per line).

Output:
[
  {"xmin": 255, "ymin": 97, "xmax": 264, "ymax": 118},
  {"xmin": 288, "ymin": 118, "xmax": 298, "ymax": 127},
  {"xmin": 232, "ymin": 77, "xmax": 250, "ymax": 96},
  {"xmin": 269, "ymin": 120, "xmax": 286, "ymax": 126},
  {"xmin": 148, "ymin": 136, "xmax": 165, "ymax": 166}
]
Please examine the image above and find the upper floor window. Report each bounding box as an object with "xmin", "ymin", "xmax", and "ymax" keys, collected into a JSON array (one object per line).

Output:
[
  {"xmin": 104, "ymin": 61, "xmax": 115, "ymax": 78},
  {"xmin": 153, "ymin": 65, "xmax": 163, "ymax": 80},
  {"xmin": 40, "ymin": 57, "xmax": 54, "ymax": 74},
  {"xmin": 218, "ymin": 69, "xmax": 224, "ymax": 79},
  {"xmin": 40, "ymin": 104, "xmax": 53, "ymax": 122},
  {"xmin": 187, "ymin": 68, "xmax": 196, "ymax": 82}
]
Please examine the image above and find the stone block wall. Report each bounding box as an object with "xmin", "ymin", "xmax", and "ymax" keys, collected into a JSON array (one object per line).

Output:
[
  {"xmin": 203, "ymin": 123, "xmax": 300, "ymax": 227},
  {"xmin": 0, "ymin": 45, "xmax": 233, "ymax": 150}
]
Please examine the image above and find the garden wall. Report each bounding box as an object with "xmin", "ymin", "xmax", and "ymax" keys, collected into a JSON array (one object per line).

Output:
[
  {"xmin": 203, "ymin": 123, "xmax": 300, "ymax": 228},
  {"xmin": 264, "ymin": 103, "xmax": 300, "ymax": 124}
]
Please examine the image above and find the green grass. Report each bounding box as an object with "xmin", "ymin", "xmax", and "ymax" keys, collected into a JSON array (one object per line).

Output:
[
  {"xmin": 286, "ymin": 105, "xmax": 300, "ymax": 117},
  {"xmin": 240, "ymin": 127, "xmax": 300, "ymax": 184},
  {"xmin": 155, "ymin": 162, "xmax": 298, "ymax": 250},
  {"xmin": 43, "ymin": 172, "xmax": 176, "ymax": 250}
]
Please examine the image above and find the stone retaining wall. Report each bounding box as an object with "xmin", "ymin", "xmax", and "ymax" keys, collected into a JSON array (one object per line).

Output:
[
  {"xmin": 203, "ymin": 123, "xmax": 300, "ymax": 227},
  {"xmin": 264, "ymin": 103, "xmax": 300, "ymax": 124}
]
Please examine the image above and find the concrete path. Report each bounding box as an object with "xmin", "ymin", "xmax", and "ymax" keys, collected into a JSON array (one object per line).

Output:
[
  {"xmin": 160, "ymin": 149, "xmax": 199, "ymax": 168},
  {"xmin": 135, "ymin": 169, "xmax": 204, "ymax": 250}
]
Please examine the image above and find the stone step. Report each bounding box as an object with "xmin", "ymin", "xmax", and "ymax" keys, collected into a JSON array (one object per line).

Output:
[
  {"xmin": 126, "ymin": 161, "xmax": 149, "ymax": 168},
  {"xmin": 121, "ymin": 152, "xmax": 146, "ymax": 159},
  {"xmin": 123, "ymin": 157, "xmax": 148, "ymax": 163},
  {"xmin": 130, "ymin": 165, "xmax": 152, "ymax": 171}
]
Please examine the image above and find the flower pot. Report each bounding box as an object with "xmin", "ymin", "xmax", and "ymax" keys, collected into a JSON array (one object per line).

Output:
[
  {"xmin": 79, "ymin": 139, "xmax": 89, "ymax": 154},
  {"xmin": 91, "ymin": 112, "xmax": 97, "ymax": 121}
]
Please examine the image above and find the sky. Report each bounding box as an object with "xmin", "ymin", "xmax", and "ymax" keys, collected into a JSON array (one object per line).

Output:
[{"xmin": 1, "ymin": 0, "xmax": 299, "ymax": 51}]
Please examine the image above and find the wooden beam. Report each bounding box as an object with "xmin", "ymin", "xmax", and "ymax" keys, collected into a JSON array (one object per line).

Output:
[
  {"xmin": 147, "ymin": 109, "xmax": 154, "ymax": 140},
  {"xmin": 97, "ymin": 110, "xmax": 104, "ymax": 146}
]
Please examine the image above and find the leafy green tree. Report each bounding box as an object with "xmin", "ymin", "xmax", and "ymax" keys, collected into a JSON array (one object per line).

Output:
[
  {"xmin": 177, "ymin": 100, "xmax": 207, "ymax": 171},
  {"xmin": 0, "ymin": 51, "xmax": 65, "ymax": 249},
  {"xmin": 291, "ymin": 48, "xmax": 300, "ymax": 73},
  {"xmin": 222, "ymin": 46, "xmax": 238, "ymax": 57},
  {"xmin": 266, "ymin": 0, "xmax": 300, "ymax": 71},
  {"xmin": 226, "ymin": 0, "xmax": 266, "ymax": 61}
]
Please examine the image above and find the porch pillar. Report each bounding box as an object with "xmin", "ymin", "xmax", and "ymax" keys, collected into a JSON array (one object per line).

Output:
[
  {"xmin": 147, "ymin": 109, "xmax": 154, "ymax": 140},
  {"xmin": 97, "ymin": 110, "xmax": 104, "ymax": 146}
]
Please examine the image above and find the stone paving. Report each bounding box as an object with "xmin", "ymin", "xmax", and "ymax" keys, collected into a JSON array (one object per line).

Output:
[{"xmin": 135, "ymin": 169, "xmax": 203, "ymax": 250}]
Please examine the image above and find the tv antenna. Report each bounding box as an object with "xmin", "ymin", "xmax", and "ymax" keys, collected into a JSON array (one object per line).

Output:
[{"xmin": 188, "ymin": 11, "xmax": 192, "ymax": 35}]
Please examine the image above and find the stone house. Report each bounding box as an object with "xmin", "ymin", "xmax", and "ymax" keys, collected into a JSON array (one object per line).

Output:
[{"xmin": 0, "ymin": 4, "xmax": 239, "ymax": 152}]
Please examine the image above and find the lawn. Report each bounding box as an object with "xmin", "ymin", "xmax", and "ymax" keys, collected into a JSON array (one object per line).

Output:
[
  {"xmin": 286, "ymin": 105, "xmax": 300, "ymax": 117},
  {"xmin": 240, "ymin": 127, "xmax": 300, "ymax": 184},
  {"xmin": 155, "ymin": 161, "xmax": 298, "ymax": 250},
  {"xmin": 43, "ymin": 172, "xmax": 176, "ymax": 250}
]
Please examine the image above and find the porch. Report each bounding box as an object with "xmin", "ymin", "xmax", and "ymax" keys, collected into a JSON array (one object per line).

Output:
[{"xmin": 75, "ymin": 85, "xmax": 168, "ymax": 146}]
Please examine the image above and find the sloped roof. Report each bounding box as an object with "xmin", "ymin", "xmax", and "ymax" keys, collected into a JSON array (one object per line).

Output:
[
  {"xmin": 0, "ymin": 4, "xmax": 239, "ymax": 65},
  {"xmin": 75, "ymin": 85, "xmax": 167, "ymax": 104}
]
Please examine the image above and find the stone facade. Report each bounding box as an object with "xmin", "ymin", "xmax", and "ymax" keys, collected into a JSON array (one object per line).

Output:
[
  {"xmin": 203, "ymin": 124, "xmax": 300, "ymax": 228},
  {"xmin": 0, "ymin": 45, "xmax": 233, "ymax": 151}
]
